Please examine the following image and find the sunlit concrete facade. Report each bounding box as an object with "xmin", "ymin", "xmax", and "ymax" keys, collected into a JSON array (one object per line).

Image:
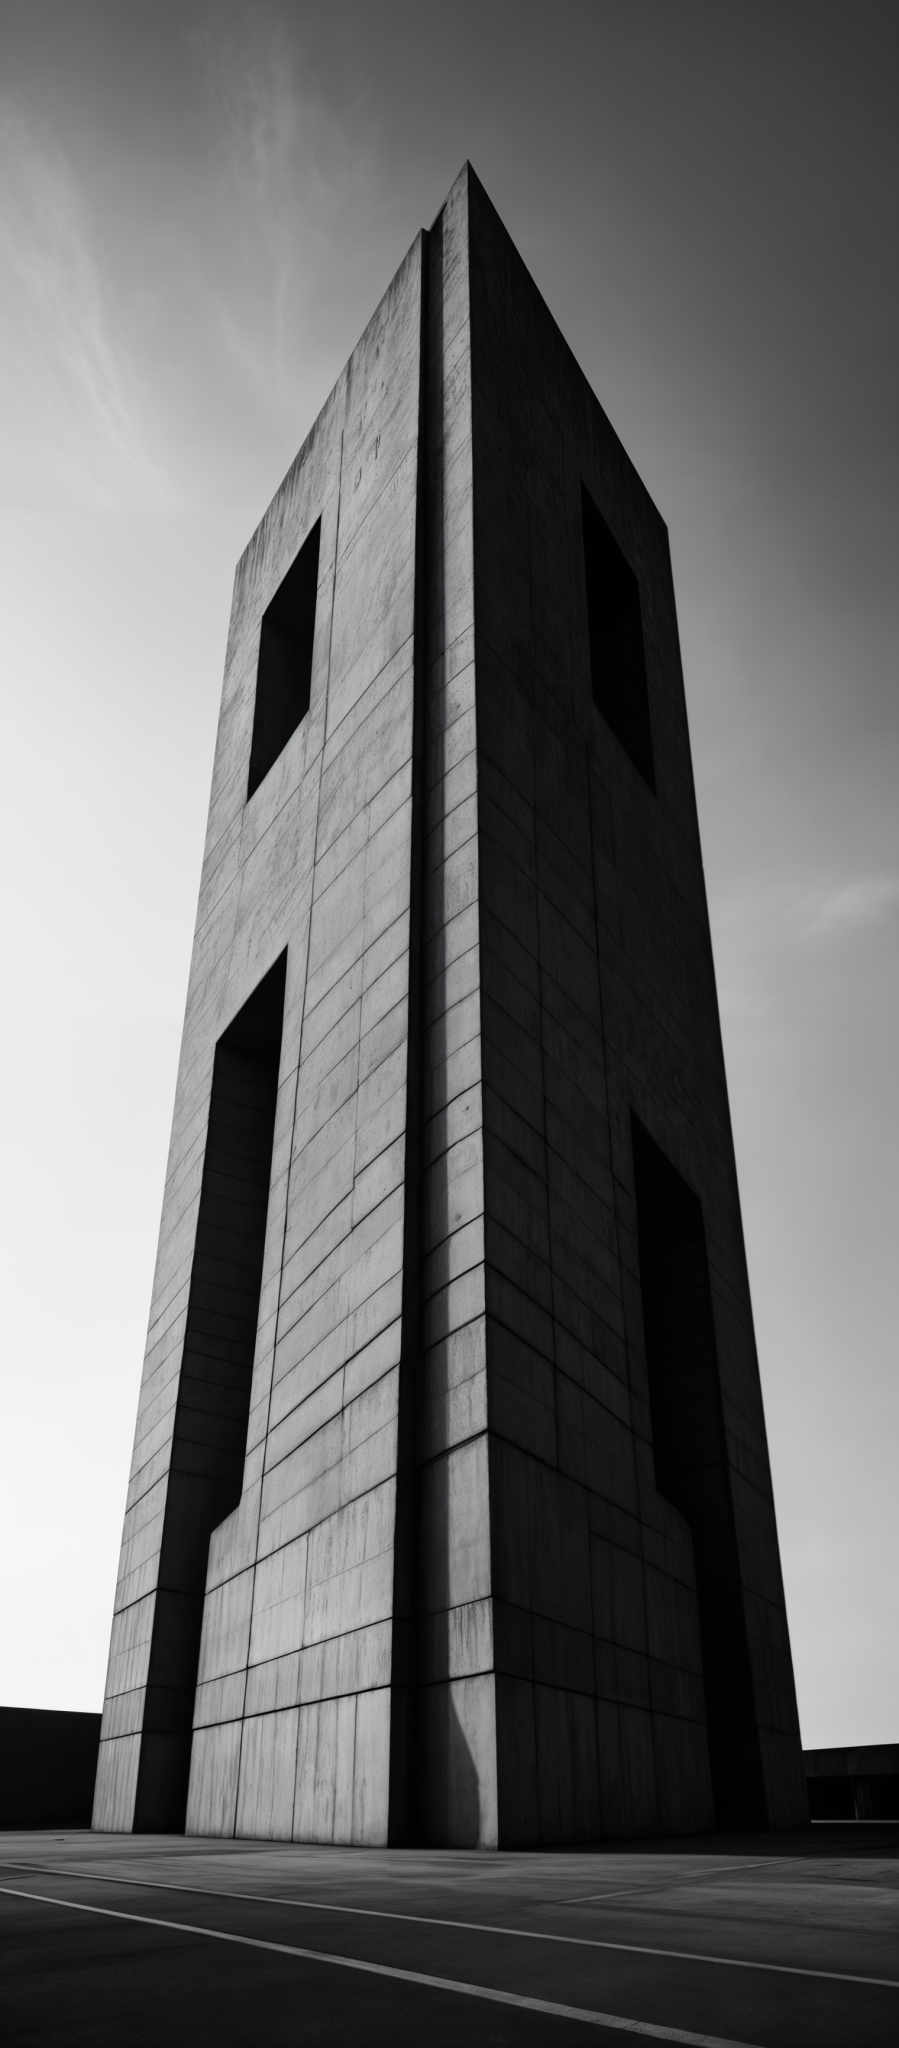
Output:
[{"xmin": 94, "ymin": 166, "xmax": 806, "ymax": 1845}]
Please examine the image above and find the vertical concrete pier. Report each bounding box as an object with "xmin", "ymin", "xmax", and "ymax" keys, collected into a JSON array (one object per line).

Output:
[{"xmin": 94, "ymin": 166, "xmax": 806, "ymax": 1844}]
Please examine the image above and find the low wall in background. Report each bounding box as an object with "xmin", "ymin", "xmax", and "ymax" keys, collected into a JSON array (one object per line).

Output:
[
  {"xmin": 0, "ymin": 1707, "xmax": 100, "ymax": 1827},
  {"xmin": 805, "ymin": 1744, "xmax": 899, "ymax": 1820}
]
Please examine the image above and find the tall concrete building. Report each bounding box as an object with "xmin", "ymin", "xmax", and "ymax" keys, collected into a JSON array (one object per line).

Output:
[{"xmin": 94, "ymin": 166, "xmax": 806, "ymax": 1846}]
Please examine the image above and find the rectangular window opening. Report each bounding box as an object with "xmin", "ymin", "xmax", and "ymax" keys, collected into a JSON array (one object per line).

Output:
[
  {"xmin": 581, "ymin": 484, "xmax": 654, "ymax": 789},
  {"xmin": 133, "ymin": 952, "xmax": 287, "ymax": 1832},
  {"xmin": 631, "ymin": 1115, "xmax": 766, "ymax": 1829},
  {"xmin": 247, "ymin": 517, "xmax": 321, "ymax": 800}
]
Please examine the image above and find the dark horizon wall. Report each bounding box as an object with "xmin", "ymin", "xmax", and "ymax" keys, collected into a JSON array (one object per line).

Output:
[
  {"xmin": 0, "ymin": 1709, "xmax": 100, "ymax": 1827},
  {"xmin": 93, "ymin": 165, "xmax": 806, "ymax": 1845},
  {"xmin": 805, "ymin": 1746, "xmax": 899, "ymax": 1821}
]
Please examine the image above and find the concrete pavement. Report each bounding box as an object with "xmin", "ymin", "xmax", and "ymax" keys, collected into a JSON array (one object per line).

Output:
[{"xmin": 1, "ymin": 1825, "xmax": 896, "ymax": 2045}]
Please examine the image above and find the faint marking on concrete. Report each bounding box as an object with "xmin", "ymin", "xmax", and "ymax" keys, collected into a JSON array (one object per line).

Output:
[
  {"xmin": 0, "ymin": 1881, "xmax": 766, "ymax": 2045},
  {"xmin": 1, "ymin": 1861, "xmax": 897, "ymax": 1992}
]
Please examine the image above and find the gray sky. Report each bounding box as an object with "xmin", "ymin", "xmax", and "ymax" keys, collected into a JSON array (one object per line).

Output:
[{"xmin": 1, "ymin": 0, "xmax": 896, "ymax": 1746}]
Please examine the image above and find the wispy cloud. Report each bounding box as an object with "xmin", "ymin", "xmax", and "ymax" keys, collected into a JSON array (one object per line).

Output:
[
  {"xmin": 193, "ymin": 11, "xmax": 381, "ymax": 416},
  {"xmin": 713, "ymin": 866, "xmax": 899, "ymax": 1024},
  {"xmin": 715, "ymin": 868, "xmax": 899, "ymax": 952},
  {"xmin": 803, "ymin": 874, "xmax": 899, "ymax": 941},
  {"xmin": 0, "ymin": 102, "xmax": 163, "ymax": 487},
  {"xmin": 211, "ymin": 22, "xmax": 303, "ymax": 219},
  {"xmin": 202, "ymin": 12, "xmax": 378, "ymax": 225}
]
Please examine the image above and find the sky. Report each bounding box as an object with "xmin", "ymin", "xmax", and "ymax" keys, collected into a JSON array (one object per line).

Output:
[{"xmin": 0, "ymin": 0, "xmax": 896, "ymax": 1748}]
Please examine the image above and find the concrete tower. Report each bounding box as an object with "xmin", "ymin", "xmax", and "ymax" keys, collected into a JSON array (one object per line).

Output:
[{"xmin": 94, "ymin": 166, "xmax": 806, "ymax": 1846}]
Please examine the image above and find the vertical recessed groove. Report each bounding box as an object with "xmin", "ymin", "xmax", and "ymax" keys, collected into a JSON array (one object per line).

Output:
[
  {"xmin": 387, "ymin": 228, "xmax": 431, "ymax": 1844},
  {"xmin": 240, "ymin": 428, "xmax": 346, "ymax": 1839}
]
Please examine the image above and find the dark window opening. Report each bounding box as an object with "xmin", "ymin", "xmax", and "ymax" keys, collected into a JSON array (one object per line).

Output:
[
  {"xmin": 247, "ymin": 518, "xmax": 321, "ymax": 799},
  {"xmin": 581, "ymin": 484, "xmax": 654, "ymax": 789},
  {"xmin": 631, "ymin": 1116, "xmax": 766, "ymax": 1829},
  {"xmin": 133, "ymin": 953, "xmax": 286, "ymax": 1832}
]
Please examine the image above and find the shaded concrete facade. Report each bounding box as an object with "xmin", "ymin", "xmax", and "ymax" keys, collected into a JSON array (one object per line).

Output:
[{"xmin": 94, "ymin": 166, "xmax": 805, "ymax": 1846}]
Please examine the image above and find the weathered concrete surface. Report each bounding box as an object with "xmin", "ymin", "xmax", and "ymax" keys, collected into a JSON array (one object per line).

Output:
[
  {"xmin": 94, "ymin": 222, "xmax": 429, "ymax": 1844},
  {"xmin": 3, "ymin": 1829, "xmax": 899, "ymax": 2046},
  {"xmin": 94, "ymin": 165, "xmax": 804, "ymax": 1845},
  {"xmin": 465, "ymin": 169, "xmax": 806, "ymax": 1841}
]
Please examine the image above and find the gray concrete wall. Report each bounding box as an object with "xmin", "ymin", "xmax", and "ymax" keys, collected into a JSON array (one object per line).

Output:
[
  {"xmin": 466, "ymin": 168, "xmax": 806, "ymax": 1840},
  {"xmin": 94, "ymin": 225, "xmax": 428, "ymax": 1842}
]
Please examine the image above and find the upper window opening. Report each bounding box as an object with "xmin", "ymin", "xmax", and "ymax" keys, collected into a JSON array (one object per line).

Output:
[
  {"xmin": 581, "ymin": 484, "xmax": 654, "ymax": 790},
  {"xmin": 247, "ymin": 517, "xmax": 321, "ymax": 800}
]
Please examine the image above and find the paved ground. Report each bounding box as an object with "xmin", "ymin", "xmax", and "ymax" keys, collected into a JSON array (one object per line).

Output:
[{"xmin": 1, "ymin": 1825, "xmax": 896, "ymax": 2045}]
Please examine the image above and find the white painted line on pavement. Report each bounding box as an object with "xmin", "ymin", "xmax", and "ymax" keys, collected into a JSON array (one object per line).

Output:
[
  {"xmin": 1, "ymin": 1860, "xmax": 898, "ymax": 1994},
  {"xmin": 0, "ymin": 1882, "xmax": 764, "ymax": 2047}
]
